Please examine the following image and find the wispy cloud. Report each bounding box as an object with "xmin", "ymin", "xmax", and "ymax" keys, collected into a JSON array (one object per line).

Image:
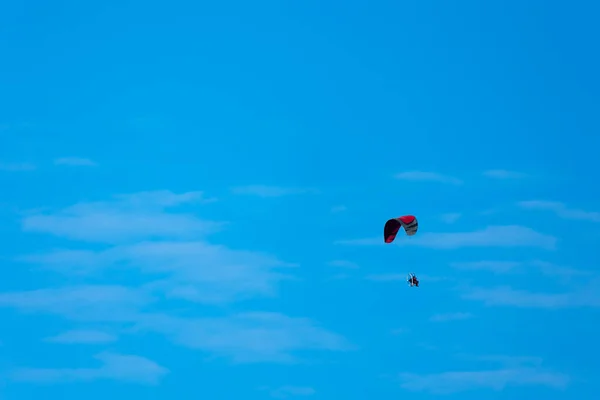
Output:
[
  {"xmin": 451, "ymin": 260, "xmax": 591, "ymax": 277},
  {"xmin": 416, "ymin": 342, "xmax": 438, "ymax": 351},
  {"xmin": 45, "ymin": 330, "xmax": 117, "ymax": 344},
  {"xmin": 337, "ymin": 225, "xmax": 557, "ymax": 250},
  {"xmin": 398, "ymin": 367, "xmax": 569, "ymax": 394},
  {"xmin": 140, "ymin": 242, "xmax": 297, "ymax": 303},
  {"xmin": 0, "ymin": 162, "xmax": 36, "ymax": 171},
  {"xmin": 327, "ymin": 260, "xmax": 359, "ymax": 269},
  {"xmin": 365, "ymin": 274, "xmax": 405, "ymax": 281},
  {"xmin": 9, "ymin": 190, "xmax": 349, "ymax": 365},
  {"xmin": 528, "ymin": 260, "xmax": 594, "ymax": 278},
  {"xmin": 429, "ymin": 312, "xmax": 473, "ymax": 322},
  {"xmin": 395, "ymin": 171, "xmax": 463, "ymax": 185},
  {"xmin": 0, "ymin": 286, "xmax": 350, "ymax": 363},
  {"xmin": 269, "ymin": 386, "xmax": 316, "ymax": 398},
  {"xmin": 483, "ymin": 170, "xmax": 528, "ymax": 179},
  {"xmin": 54, "ymin": 157, "xmax": 97, "ymax": 167},
  {"xmin": 518, "ymin": 200, "xmax": 600, "ymax": 222},
  {"xmin": 22, "ymin": 190, "xmax": 222, "ymax": 243},
  {"xmin": 231, "ymin": 185, "xmax": 318, "ymax": 197},
  {"xmin": 132, "ymin": 312, "xmax": 351, "ymax": 363},
  {"xmin": 324, "ymin": 273, "xmax": 351, "ymax": 281},
  {"xmin": 21, "ymin": 241, "xmax": 296, "ymax": 304},
  {"xmin": 458, "ymin": 354, "xmax": 543, "ymax": 367},
  {"xmin": 334, "ymin": 238, "xmax": 381, "ymax": 245},
  {"xmin": 116, "ymin": 190, "xmax": 213, "ymax": 207},
  {"xmin": 0, "ymin": 121, "xmax": 35, "ymax": 132},
  {"xmin": 0, "ymin": 285, "xmax": 153, "ymax": 321},
  {"xmin": 462, "ymin": 282, "xmax": 600, "ymax": 308},
  {"xmin": 11, "ymin": 353, "xmax": 168, "ymax": 385},
  {"xmin": 440, "ymin": 213, "xmax": 461, "ymax": 223},
  {"xmin": 408, "ymin": 226, "xmax": 557, "ymax": 249},
  {"xmin": 331, "ymin": 205, "xmax": 347, "ymax": 213},
  {"xmin": 451, "ymin": 261, "xmax": 521, "ymax": 273}
]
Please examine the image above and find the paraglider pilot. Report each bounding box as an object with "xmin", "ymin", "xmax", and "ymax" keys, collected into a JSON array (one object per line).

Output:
[{"xmin": 407, "ymin": 273, "xmax": 419, "ymax": 287}]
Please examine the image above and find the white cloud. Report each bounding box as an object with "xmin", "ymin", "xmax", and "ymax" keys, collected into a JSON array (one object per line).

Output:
[
  {"xmin": 331, "ymin": 205, "xmax": 347, "ymax": 213},
  {"xmin": 114, "ymin": 191, "xmax": 213, "ymax": 207},
  {"xmin": 440, "ymin": 213, "xmax": 461, "ymax": 224},
  {"xmin": 478, "ymin": 208, "xmax": 500, "ymax": 216},
  {"xmin": 45, "ymin": 330, "xmax": 117, "ymax": 344},
  {"xmin": 365, "ymin": 274, "xmax": 406, "ymax": 281},
  {"xmin": 429, "ymin": 312, "xmax": 473, "ymax": 322},
  {"xmin": 270, "ymin": 386, "xmax": 316, "ymax": 398},
  {"xmin": 0, "ymin": 162, "xmax": 35, "ymax": 171},
  {"xmin": 323, "ymin": 273, "xmax": 353, "ymax": 282},
  {"xmin": 22, "ymin": 190, "xmax": 223, "ymax": 243},
  {"xmin": 398, "ymin": 368, "xmax": 569, "ymax": 394},
  {"xmin": 518, "ymin": 200, "xmax": 600, "ymax": 222},
  {"xmin": 408, "ymin": 226, "xmax": 557, "ymax": 249},
  {"xmin": 528, "ymin": 260, "xmax": 594, "ymax": 278},
  {"xmin": 21, "ymin": 241, "xmax": 296, "ymax": 304},
  {"xmin": 416, "ymin": 342, "xmax": 438, "ymax": 351},
  {"xmin": 483, "ymin": 170, "xmax": 528, "ymax": 179},
  {"xmin": 11, "ymin": 352, "xmax": 168, "ymax": 385},
  {"xmin": 9, "ymin": 190, "xmax": 349, "ymax": 364},
  {"xmin": 327, "ymin": 260, "xmax": 359, "ymax": 269},
  {"xmin": 132, "ymin": 312, "xmax": 351, "ymax": 363},
  {"xmin": 138, "ymin": 242, "xmax": 296, "ymax": 304},
  {"xmin": 54, "ymin": 157, "xmax": 97, "ymax": 167},
  {"xmin": 0, "ymin": 285, "xmax": 152, "ymax": 321},
  {"xmin": 0, "ymin": 286, "xmax": 349, "ymax": 363},
  {"xmin": 451, "ymin": 260, "xmax": 591, "ymax": 277},
  {"xmin": 18, "ymin": 191, "xmax": 297, "ymax": 304},
  {"xmin": 0, "ymin": 121, "xmax": 34, "ymax": 131},
  {"xmin": 231, "ymin": 185, "xmax": 318, "ymax": 197},
  {"xmin": 451, "ymin": 261, "xmax": 522, "ymax": 273},
  {"xmin": 18, "ymin": 249, "xmax": 106, "ymax": 275},
  {"xmin": 334, "ymin": 237, "xmax": 381, "ymax": 245},
  {"xmin": 462, "ymin": 282, "xmax": 600, "ymax": 308},
  {"xmin": 395, "ymin": 171, "xmax": 463, "ymax": 185},
  {"xmin": 336, "ymin": 225, "xmax": 557, "ymax": 250},
  {"xmin": 459, "ymin": 354, "xmax": 543, "ymax": 367}
]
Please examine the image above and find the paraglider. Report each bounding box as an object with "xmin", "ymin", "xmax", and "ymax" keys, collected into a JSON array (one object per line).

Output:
[{"xmin": 384, "ymin": 215, "xmax": 420, "ymax": 288}]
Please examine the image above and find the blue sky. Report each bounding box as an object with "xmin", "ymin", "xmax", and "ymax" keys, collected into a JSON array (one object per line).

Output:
[{"xmin": 1, "ymin": 0, "xmax": 599, "ymax": 398}]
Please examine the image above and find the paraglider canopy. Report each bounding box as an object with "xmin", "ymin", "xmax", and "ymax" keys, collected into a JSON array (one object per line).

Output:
[{"xmin": 384, "ymin": 215, "xmax": 418, "ymax": 243}]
